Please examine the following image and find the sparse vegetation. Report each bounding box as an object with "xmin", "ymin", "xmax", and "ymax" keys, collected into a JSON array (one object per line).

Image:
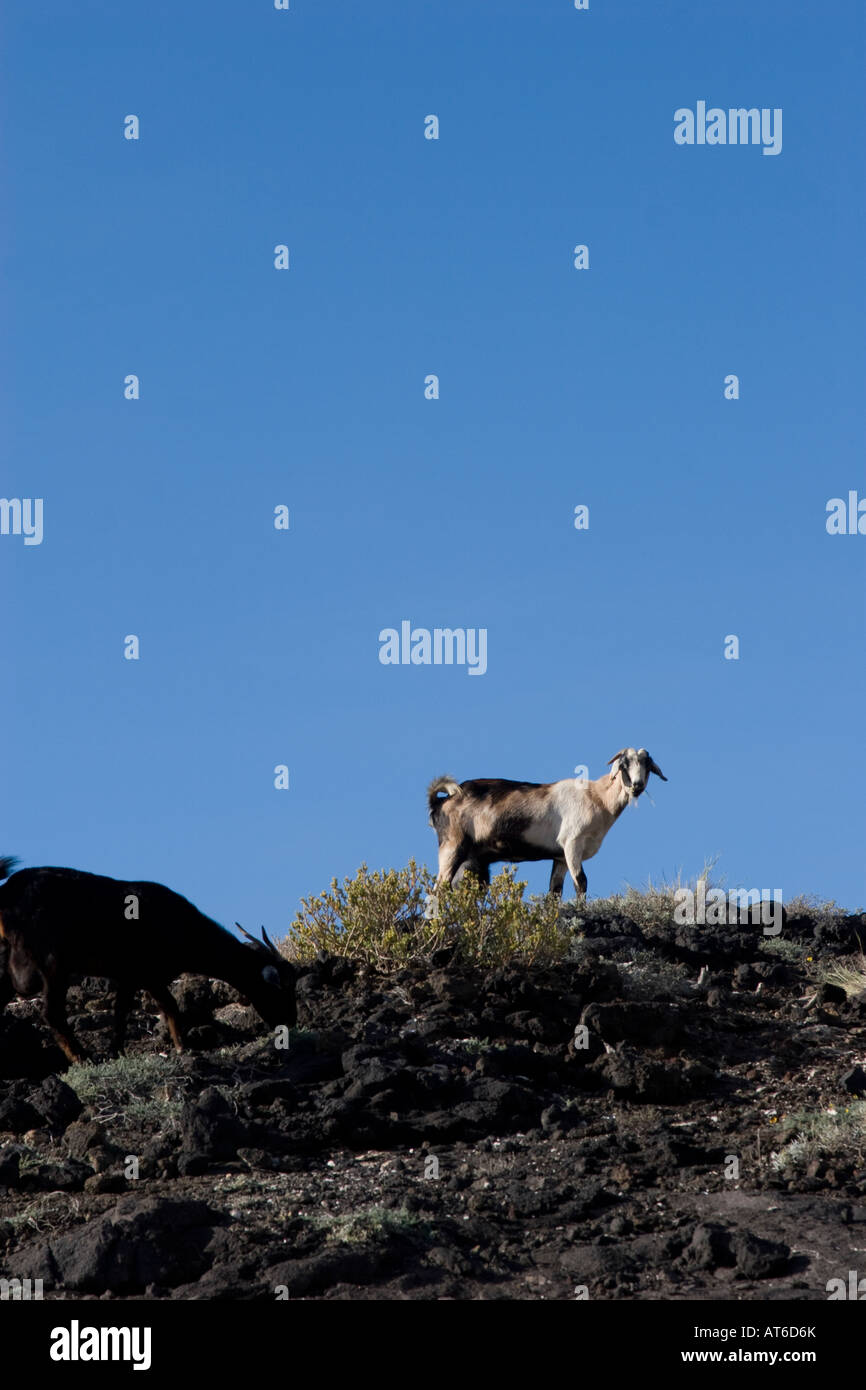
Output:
[
  {"xmin": 288, "ymin": 861, "xmax": 570, "ymax": 968},
  {"xmin": 286, "ymin": 861, "xmax": 860, "ymax": 976},
  {"xmin": 309, "ymin": 1205, "xmax": 423, "ymax": 1246},
  {"xmin": 758, "ymin": 937, "xmax": 807, "ymax": 963},
  {"xmin": 65, "ymin": 1054, "xmax": 190, "ymax": 1131},
  {"xmin": 770, "ymin": 1102, "xmax": 866, "ymax": 1176},
  {"xmin": 454, "ymin": 1037, "xmax": 511, "ymax": 1057},
  {"xmin": 455, "ymin": 1037, "xmax": 488, "ymax": 1055},
  {"xmin": 821, "ymin": 950, "xmax": 866, "ymax": 1000},
  {"xmin": 565, "ymin": 860, "xmax": 722, "ymax": 937},
  {"xmin": 3, "ymin": 1191, "xmax": 82, "ymax": 1237},
  {"xmin": 619, "ymin": 951, "xmax": 691, "ymax": 1000},
  {"xmin": 785, "ymin": 894, "xmax": 852, "ymax": 932}
]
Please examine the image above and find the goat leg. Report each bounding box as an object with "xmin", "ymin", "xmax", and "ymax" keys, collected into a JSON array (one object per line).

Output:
[
  {"xmin": 111, "ymin": 983, "xmax": 135, "ymax": 1054},
  {"xmin": 436, "ymin": 844, "xmax": 465, "ymax": 887},
  {"xmin": 42, "ymin": 976, "xmax": 86, "ymax": 1064},
  {"xmin": 548, "ymin": 859, "xmax": 568, "ymax": 896},
  {"xmin": 453, "ymin": 859, "xmax": 490, "ymax": 887},
  {"xmin": 146, "ymin": 984, "xmax": 185, "ymax": 1053},
  {"xmin": 564, "ymin": 843, "xmax": 588, "ymax": 899}
]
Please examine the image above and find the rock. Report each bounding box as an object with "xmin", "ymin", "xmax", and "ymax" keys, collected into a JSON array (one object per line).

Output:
[
  {"xmin": 753, "ymin": 962, "xmax": 796, "ymax": 987},
  {"xmin": 593, "ymin": 1049, "xmax": 694, "ymax": 1102},
  {"xmin": 842, "ymin": 1065, "xmax": 866, "ymax": 1097},
  {"xmin": 177, "ymin": 1087, "xmax": 248, "ymax": 1172},
  {"xmin": 28, "ymin": 1076, "xmax": 83, "ymax": 1132},
  {"xmin": 706, "ymin": 987, "xmax": 730, "ymax": 1007},
  {"xmin": 559, "ymin": 1243, "xmax": 639, "ymax": 1280},
  {"xmin": 5, "ymin": 1196, "xmax": 220, "ymax": 1293},
  {"xmin": 581, "ymin": 1002, "xmax": 684, "ymax": 1048},
  {"xmin": 0, "ymin": 1015, "xmax": 61, "ymax": 1081},
  {"xmin": 503, "ymin": 1011, "xmax": 558, "ymax": 1042},
  {"xmin": 0, "ymin": 1087, "xmax": 42, "ymax": 1134},
  {"xmin": 571, "ymin": 961, "xmax": 622, "ymax": 1000},
  {"xmin": 731, "ymin": 1231, "xmax": 789, "ymax": 1278},
  {"xmin": 266, "ymin": 1249, "xmax": 387, "ymax": 1297},
  {"xmin": 170, "ymin": 975, "xmax": 220, "ymax": 1025},
  {"xmin": 212, "ymin": 1003, "xmax": 262, "ymax": 1036},
  {"xmin": 84, "ymin": 1173, "xmax": 129, "ymax": 1194},
  {"xmin": 819, "ymin": 982, "xmax": 847, "ymax": 1005},
  {"xmin": 686, "ymin": 1223, "xmax": 735, "ymax": 1270},
  {"xmin": 427, "ymin": 1244, "xmax": 472, "ymax": 1274},
  {"xmin": 540, "ymin": 1103, "xmax": 581, "ymax": 1133},
  {"xmin": 62, "ymin": 1119, "xmax": 120, "ymax": 1172},
  {"xmin": 20, "ymin": 1158, "xmax": 92, "ymax": 1192},
  {"xmin": 241, "ymin": 1079, "xmax": 300, "ymax": 1109},
  {"xmin": 0, "ymin": 1144, "xmax": 21, "ymax": 1189},
  {"xmin": 343, "ymin": 1058, "xmax": 393, "ymax": 1101}
]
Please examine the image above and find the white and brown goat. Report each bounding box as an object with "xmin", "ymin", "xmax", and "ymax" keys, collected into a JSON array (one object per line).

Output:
[{"xmin": 427, "ymin": 748, "xmax": 667, "ymax": 898}]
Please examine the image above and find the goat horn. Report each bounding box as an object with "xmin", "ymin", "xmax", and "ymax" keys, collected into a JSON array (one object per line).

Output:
[
  {"xmin": 607, "ymin": 750, "xmax": 628, "ymax": 767},
  {"xmin": 237, "ymin": 922, "xmax": 283, "ymax": 961},
  {"xmin": 260, "ymin": 925, "xmax": 280, "ymax": 955}
]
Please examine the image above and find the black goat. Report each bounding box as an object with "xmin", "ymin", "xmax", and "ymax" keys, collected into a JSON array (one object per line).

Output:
[{"xmin": 0, "ymin": 857, "xmax": 296, "ymax": 1062}]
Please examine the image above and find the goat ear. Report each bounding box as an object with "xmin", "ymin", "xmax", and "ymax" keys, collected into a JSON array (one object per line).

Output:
[{"xmin": 647, "ymin": 756, "xmax": 667, "ymax": 781}]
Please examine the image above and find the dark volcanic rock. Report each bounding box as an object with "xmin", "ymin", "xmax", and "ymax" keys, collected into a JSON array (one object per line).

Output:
[
  {"xmin": 20, "ymin": 1157, "xmax": 93, "ymax": 1192},
  {"xmin": 7, "ymin": 1196, "xmax": 221, "ymax": 1293},
  {"xmin": 581, "ymin": 1001, "xmax": 687, "ymax": 1048},
  {"xmin": 592, "ymin": 1049, "xmax": 707, "ymax": 1102},
  {"xmin": 1, "ymin": 904, "xmax": 864, "ymax": 1302},
  {"xmin": 178, "ymin": 1087, "xmax": 249, "ymax": 1173},
  {"xmin": 0, "ymin": 1144, "xmax": 21, "ymax": 1189},
  {"xmin": 841, "ymin": 1064, "xmax": 866, "ymax": 1096},
  {"xmin": 686, "ymin": 1223, "xmax": 736, "ymax": 1270},
  {"xmin": 731, "ymin": 1231, "xmax": 790, "ymax": 1279},
  {"xmin": 28, "ymin": 1076, "xmax": 83, "ymax": 1132},
  {"xmin": 0, "ymin": 1083, "xmax": 43, "ymax": 1134},
  {"xmin": 0, "ymin": 1014, "xmax": 65, "ymax": 1081}
]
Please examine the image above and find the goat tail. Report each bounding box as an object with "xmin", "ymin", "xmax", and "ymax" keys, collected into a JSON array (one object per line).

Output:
[
  {"xmin": 0, "ymin": 856, "xmax": 19, "ymax": 883},
  {"xmin": 427, "ymin": 776, "xmax": 462, "ymax": 823}
]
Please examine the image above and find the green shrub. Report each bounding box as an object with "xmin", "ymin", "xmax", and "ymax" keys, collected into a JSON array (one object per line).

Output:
[{"xmin": 288, "ymin": 860, "xmax": 571, "ymax": 968}]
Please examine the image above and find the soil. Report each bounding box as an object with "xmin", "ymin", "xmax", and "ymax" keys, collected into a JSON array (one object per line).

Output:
[{"xmin": 2, "ymin": 903, "xmax": 866, "ymax": 1301}]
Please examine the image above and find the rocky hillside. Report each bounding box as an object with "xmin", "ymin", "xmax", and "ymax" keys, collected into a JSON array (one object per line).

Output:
[{"xmin": 1, "ymin": 899, "xmax": 865, "ymax": 1301}]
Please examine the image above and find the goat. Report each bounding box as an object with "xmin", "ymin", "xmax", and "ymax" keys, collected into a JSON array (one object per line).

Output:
[
  {"xmin": 0, "ymin": 857, "xmax": 296, "ymax": 1063},
  {"xmin": 427, "ymin": 747, "xmax": 667, "ymax": 898}
]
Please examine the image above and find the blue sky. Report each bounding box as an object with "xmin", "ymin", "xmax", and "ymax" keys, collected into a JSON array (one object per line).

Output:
[{"xmin": 2, "ymin": 0, "xmax": 864, "ymax": 934}]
